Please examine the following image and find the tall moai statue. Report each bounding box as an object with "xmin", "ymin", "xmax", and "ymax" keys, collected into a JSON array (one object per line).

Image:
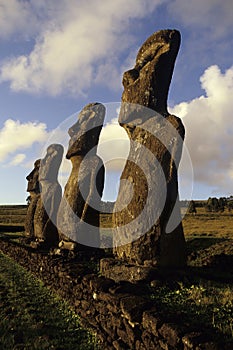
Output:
[
  {"xmin": 33, "ymin": 144, "xmax": 63, "ymax": 246},
  {"xmin": 57, "ymin": 102, "xmax": 105, "ymax": 249},
  {"xmin": 25, "ymin": 159, "xmax": 41, "ymax": 237},
  {"xmin": 113, "ymin": 29, "xmax": 186, "ymax": 267}
]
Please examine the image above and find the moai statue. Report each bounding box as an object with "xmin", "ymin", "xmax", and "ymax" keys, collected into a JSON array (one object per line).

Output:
[
  {"xmin": 33, "ymin": 144, "xmax": 63, "ymax": 246},
  {"xmin": 57, "ymin": 103, "xmax": 105, "ymax": 250},
  {"xmin": 25, "ymin": 159, "xmax": 41, "ymax": 237},
  {"xmin": 113, "ymin": 29, "xmax": 186, "ymax": 267}
]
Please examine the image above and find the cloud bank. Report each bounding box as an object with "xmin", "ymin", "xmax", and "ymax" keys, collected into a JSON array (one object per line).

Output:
[
  {"xmin": 9, "ymin": 153, "xmax": 26, "ymax": 166},
  {"xmin": 171, "ymin": 65, "xmax": 233, "ymax": 196},
  {"xmin": 0, "ymin": 119, "xmax": 48, "ymax": 163},
  {"xmin": 98, "ymin": 118, "xmax": 129, "ymax": 171},
  {"xmin": 0, "ymin": 0, "xmax": 164, "ymax": 96},
  {"xmin": 0, "ymin": 0, "xmax": 41, "ymax": 39}
]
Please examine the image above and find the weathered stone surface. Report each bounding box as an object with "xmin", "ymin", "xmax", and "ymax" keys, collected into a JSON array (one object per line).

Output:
[
  {"xmin": 57, "ymin": 103, "xmax": 105, "ymax": 249},
  {"xmin": 113, "ymin": 29, "xmax": 186, "ymax": 267},
  {"xmin": 116, "ymin": 328, "xmax": 132, "ymax": 346},
  {"xmin": 123, "ymin": 318, "xmax": 140, "ymax": 345},
  {"xmin": 109, "ymin": 280, "xmax": 150, "ymax": 295},
  {"xmin": 89, "ymin": 276, "xmax": 115, "ymax": 292},
  {"xmin": 96, "ymin": 291, "xmax": 121, "ymax": 307},
  {"xmin": 26, "ymin": 159, "xmax": 41, "ymax": 193},
  {"xmin": 159, "ymin": 323, "xmax": 182, "ymax": 347},
  {"xmin": 120, "ymin": 295, "xmax": 151, "ymax": 323},
  {"xmin": 25, "ymin": 159, "xmax": 41, "ymax": 237},
  {"xmin": 100, "ymin": 257, "xmax": 160, "ymax": 283},
  {"xmin": 141, "ymin": 331, "xmax": 158, "ymax": 350},
  {"xmin": 196, "ymin": 342, "xmax": 220, "ymax": 350},
  {"xmin": 122, "ymin": 29, "xmax": 181, "ymax": 116},
  {"xmin": 58, "ymin": 240, "xmax": 76, "ymax": 251},
  {"xmin": 142, "ymin": 309, "xmax": 163, "ymax": 336},
  {"xmin": 182, "ymin": 332, "xmax": 211, "ymax": 349},
  {"xmin": 33, "ymin": 144, "xmax": 63, "ymax": 245},
  {"xmin": 112, "ymin": 339, "xmax": 128, "ymax": 350}
]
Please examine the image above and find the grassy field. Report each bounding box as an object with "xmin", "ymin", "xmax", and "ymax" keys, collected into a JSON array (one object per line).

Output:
[
  {"xmin": 0, "ymin": 205, "xmax": 26, "ymax": 227},
  {"xmin": 100, "ymin": 206, "xmax": 233, "ymax": 251},
  {"xmin": 0, "ymin": 206, "xmax": 98, "ymax": 349},
  {"xmin": 3, "ymin": 204, "xmax": 232, "ymax": 239},
  {"xmin": 150, "ymin": 281, "xmax": 233, "ymax": 340},
  {"xmin": 183, "ymin": 207, "xmax": 233, "ymax": 240},
  {"xmin": 0, "ymin": 252, "xmax": 97, "ymax": 350}
]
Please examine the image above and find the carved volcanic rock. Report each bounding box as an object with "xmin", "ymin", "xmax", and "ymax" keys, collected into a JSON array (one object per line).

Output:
[
  {"xmin": 25, "ymin": 159, "xmax": 41, "ymax": 237},
  {"xmin": 34, "ymin": 144, "xmax": 63, "ymax": 245},
  {"xmin": 121, "ymin": 29, "xmax": 180, "ymax": 116},
  {"xmin": 26, "ymin": 159, "xmax": 41, "ymax": 193},
  {"xmin": 113, "ymin": 29, "xmax": 186, "ymax": 267},
  {"xmin": 57, "ymin": 103, "xmax": 105, "ymax": 249}
]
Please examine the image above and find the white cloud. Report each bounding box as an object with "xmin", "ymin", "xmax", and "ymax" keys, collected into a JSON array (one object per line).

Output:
[
  {"xmin": 9, "ymin": 153, "xmax": 26, "ymax": 166},
  {"xmin": 0, "ymin": 0, "xmax": 164, "ymax": 95},
  {"xmin": 170, "ymin": 65, "xmax": 233, "ymax": 196},
  {"xmin": 98, "ymin": 118, "xmax": 129, "ymax": 171},
  {"xmin": 0, "ymin": 119, "xmax": 49, "ymax": 162},
  {"xmin": 0, "ymin": 0, "xmax": 32, "ymax": 38},
  {"xmin": 0, "ymin": 0, "xmax": 47, "ymax": 39}
]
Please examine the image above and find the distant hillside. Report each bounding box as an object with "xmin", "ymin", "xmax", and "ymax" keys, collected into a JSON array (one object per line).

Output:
[
  {"xmin": 0, "ymin": 205, "xmax": 27, "ymax": 209},
  {"xmin": 0, "ymin": 205, "xmax": 27, "ymax": 226}
]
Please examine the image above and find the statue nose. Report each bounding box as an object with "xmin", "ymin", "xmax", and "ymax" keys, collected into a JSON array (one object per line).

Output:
[
  {"xmin": 68, "ymin": 127, "xmax": 73, "ymax": 136},
  {"xmin": 26, "ymin": 169, "xmax": 34, "ymax": 180}
]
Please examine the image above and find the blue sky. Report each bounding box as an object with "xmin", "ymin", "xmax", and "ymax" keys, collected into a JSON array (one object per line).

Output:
[{"xmin": 0, "ymin": 0, "xmax": 233, "ymax": 204}]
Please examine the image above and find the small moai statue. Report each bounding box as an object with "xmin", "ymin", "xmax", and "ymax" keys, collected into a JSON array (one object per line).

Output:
[
  {"xmin": 33, "ymin": 144, "xmax": 63, "ymax": 246},
  {"xmin": 25, "ymin": 159, "xmax": 41, "ymax": 237},
  {"xmin": 113, "ymin": 29, "xmax": 186, "ymax": 267},
  {"xmin": 57, "ymin": 102, "xmax": 105, "ymax": 250}
]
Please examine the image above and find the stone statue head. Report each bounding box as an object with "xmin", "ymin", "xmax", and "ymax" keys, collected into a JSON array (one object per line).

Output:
[
  {"xmin": 39, "ymin": 144, "xmax": 64, "ymax": 182},
  {"xmin": 121, "ymin": 29, "xmax": 181, "ymax": 116},
  {"xmin": 66, "ymin": 102, "xmax": 105, "ymax": 159},
  {"xmin": 26, "ymin": 159, "xmax": 41, "ymax": 193}
]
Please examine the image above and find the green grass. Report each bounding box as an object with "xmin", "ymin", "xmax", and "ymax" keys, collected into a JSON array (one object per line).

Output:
[
  {"xmin": 150, "ymin": 282, "xmax": 233, "ymax": 340},
  {"xmin": 0, "ymin": 205, "xmax": 27, "ymax": 225},
  {"xmin": 0, "ymin": 252, "xmax": 98, "ymax": 350},
  {"xmin": 183, "ymin": 208, "xmax": 233, "ymax": 240}
]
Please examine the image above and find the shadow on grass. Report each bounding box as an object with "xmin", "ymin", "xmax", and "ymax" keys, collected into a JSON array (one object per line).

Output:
[
  {"xmin": 185, "ymin": 265, "xmax": 233, "ymax": 284},
  {"xmin": 186, "ymin": 237, "xmax": 229, "ymax": 254},
  {"xmin": 0, "ymin": 224, "xmax": 24, "ymax": 232},
  {"xmin": 0, "ymin": 232, "xmax": 24, "ymax": 242}
]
